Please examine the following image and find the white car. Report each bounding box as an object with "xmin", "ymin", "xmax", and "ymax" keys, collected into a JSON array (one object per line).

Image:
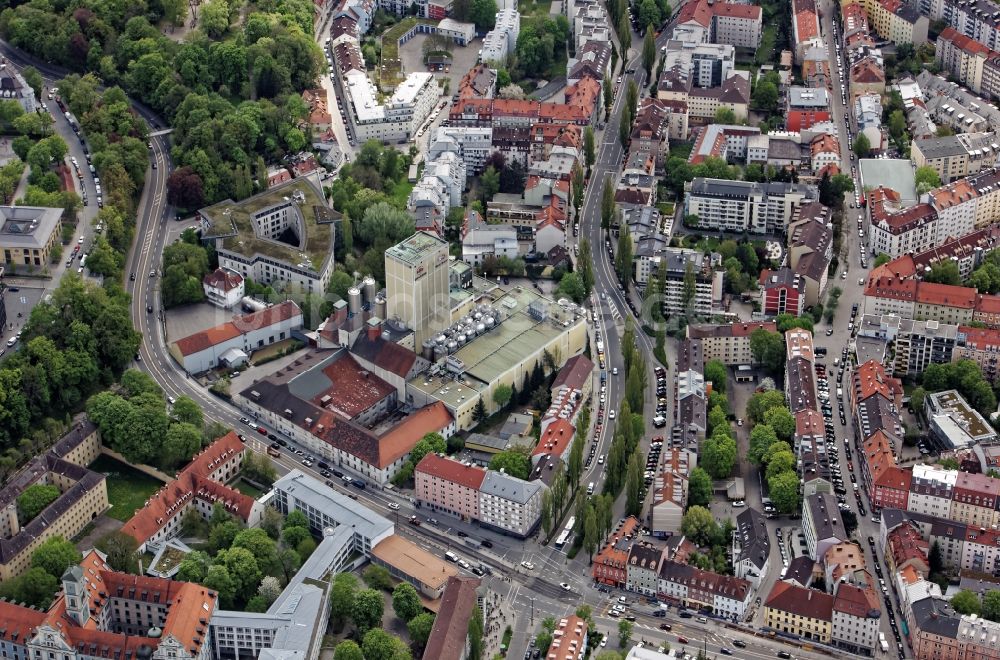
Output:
[
  {"xmin": 387, "ymin": 502, "xmax": 400, "ymax": 510},
  {"xmin": 520, "ymin": 561, "xmax": 535, "ymax": 570},
  {"xmin": 560, "ymin": 582, "xmax": 572, "ymax": 591},
  {"xmin": 732, "ymin": 500, "xmax": 746, "ymax": 507},
  {"xmin": 608, "ymin": 410, "xmax": 616, "ymax": 419}
]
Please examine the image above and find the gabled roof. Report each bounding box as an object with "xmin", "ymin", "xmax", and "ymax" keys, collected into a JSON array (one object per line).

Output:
[
  {"xmin": 203, "ymin": 268, "xmax": 244, "ymax": 293},
  {"xmin": 423, "ymin": 576, "xmax": 481, "ymax": 660},
  {"xmin": 415, "ymin": 452, "xmax": 486, "ymax": 491},
  {"xmin": 550, "ymin": 354, "xmax": 594, "ymax": 392},
  {"xmin": 765, "ymin": 581, "xmax": 834, "ymax": 620},
  {"xmin": 351, "ymin": 331, "xmax": 419, "ymax": 378}
]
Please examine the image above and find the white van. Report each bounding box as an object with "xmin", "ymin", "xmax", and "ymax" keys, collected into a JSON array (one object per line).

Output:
[
  {"xmin": 445, "ymin": 551, "xmax": 458, "ymax": 563},
  {"xmin": 587, "ymin": 482, "xmax": 595, "ymax": 495},
  {"xmin": 837, "ymin": 387, "xmax": 843, "ymax": 399}
]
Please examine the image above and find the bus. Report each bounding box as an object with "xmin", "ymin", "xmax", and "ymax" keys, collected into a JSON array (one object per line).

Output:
[{"xmin": 554, "ymin": 530, "xmax": 571, "ymax": 549}]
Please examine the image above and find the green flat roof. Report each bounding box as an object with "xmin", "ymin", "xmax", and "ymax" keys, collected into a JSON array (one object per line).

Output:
[{"xmin": 201, "ymin": 177, "xmax": 338, "ymax": 273}]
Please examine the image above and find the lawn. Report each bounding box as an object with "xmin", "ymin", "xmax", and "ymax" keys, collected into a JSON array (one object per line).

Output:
[
  {"xmin": 389, "ymin": 179, "xmax": 414, "ymax": 208},
  {"xmin": 519, "ymin": 0, "xmax": 553, "ymax": 18},
  {"xmin": 90, "ymin": 455, "xmax": 165, "ymax": 522},
  {"xmin": 233, "ymin": 478, "xmax": 266, "ymax": 499}
]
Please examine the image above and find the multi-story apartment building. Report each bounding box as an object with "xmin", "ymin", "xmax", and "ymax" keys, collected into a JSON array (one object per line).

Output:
[
  {"xmin": 914, "ymin": 135, "xmax": 1000, "ymax": 183},
  {"xmin": 415, "ymin": 452, "xmax": 485, "ymax": 522},
  {"xmin": 480, "ymin": 9, "xmax": 520, "ymax": 63},
  {"xmin": 936, "ymin": 27, "xmax": 996, "ymax": 95},
  {"xmin": 0, "ymin": 423, "xmax": 108, "ymax": 581},
  {"xmin": 908, "ymin": 464, "xmax": 958, "ymax": 519},
  {"xmin": 962, "ymin": 526, "xmax": 1000, "ymax": 575},
  {"xmin": 478, "ymin": 470, "xmax": 543, "ymax": 537},
  {"xmin": 413, "ymin": 453, "xmax": 544, "ymax": 537},
  {"xmin": 685, "ymin": 178, "xmax": 817, "ymax": 234},
  {"xmin": 892, "ymin": 318, "xmax": 960, "ymax": 378},
  {"xmin": 676, "ymin": 339, "xmax": 708, "ymax": 441},
  {"xmin": 648, "ymin": 247, "xmax": 724, "ymax": 316},
  {"xmin": 862, "ymin": 0, "xmax": 929, "ymax": 44},
  {"xmin": 868, "ymin": 198, "xmax": 939, "ymax": 259},
  {"xmin": 734, "ymin": 507, "xmax": 771, "ymax": 587},
  {"xmin": 711, "ymin": 3, "xmax": 763, "ymax": 48},
  {"xmin": 951, "ymin": 471, "xmax": 1000, "ymax": 529},
  {"xmin": 626, "ymin": 543, "xmax": 665, "ymax": 596},
  {"xmin": 593, "ymin": 517, "xmax": 641, "ymax": 588},
  {"xmin": 544, "ymin": 615, "xmax": 588, "ymax": 660},
  {"xmin": 759, "ymin": 268, "xmax": 807, "ymax": 316},
  {"xmin": 764, "ymin": 581, "xmax": 835, "ymax": 642},
  {"xmin": 786, "ymin": 87, "xmax": 832, "ymax": 131},
  {"xmin": 656, "ymin": 560, "xmax": 752, "ymax": 620},
  {"xmin": 831, "ymin": 583, "xmax": 882, "ymax": 656},
  {"xmin": 954, "ymin": 325, "xmax": 1000, "ymax": 382},
  {"xmin": 686, "ymin": 321, "xmax": 778, "ymax": 365},
  {"xmin": 803, "ymin": 492, "xmax": 848, "ymax": 559}
]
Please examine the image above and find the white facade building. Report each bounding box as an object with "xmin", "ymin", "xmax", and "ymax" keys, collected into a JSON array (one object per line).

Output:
[
  {"xmin": 480, "ymin": 10, "xmax": 520, "ymax": 63},
  {"xmin": 478, "ymin": 470, "xmax": 543, "ymax": 537},
  {"xmin": 346, "ymin": 70, "xmax": 438, "ymax": 142}
]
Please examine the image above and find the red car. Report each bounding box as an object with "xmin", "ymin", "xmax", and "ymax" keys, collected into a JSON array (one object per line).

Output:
[
  {"xmin": 257, "ymin": 426, "xmax": 267, "ymax": 435},
  {"xmin": 677, "ymin": 636, "xmax": 688, "ymax": 644}
]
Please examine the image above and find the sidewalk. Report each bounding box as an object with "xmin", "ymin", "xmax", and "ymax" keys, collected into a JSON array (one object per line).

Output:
[{"xmin": 482, "ymin": 589, "xmax": 515, "ymax": 658}]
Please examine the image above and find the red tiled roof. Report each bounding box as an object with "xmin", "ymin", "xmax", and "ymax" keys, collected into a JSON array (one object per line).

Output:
[
  {"xmin": 314, "ymin": 352, "xmax": 396, "ymax": 418},
  {"xmin": 864, "ymin": 275, "xmax": 918, "ymax": 301},
  {"xmin": 0, "ymin": 600, "xmax": 45, "ymax": 644},
  {"xmin": 957, "ymin": 325, "xmax": 1000, "ymax": 348},
  {"xmin": 173, "ymin": 301, "xmax": 302, "ymax": 356},
  {"xmin": 534, "ymin": 419, "xmax": 575, "ymax": 457},
  {"xmin": 940, "ymin": 26, "xmax": 995, "ymax": 57},
  {"xmin": 765, "ymin": 580, "xmax": 834, "ymax": 620},
  {"xmin": 874, "ymin": 465, "xmax": 912, "ymax": 491},
  {"xmin": 122, "ymin": 433, "xmax": 254, "ymax": 544},
  {"xmin": 916, "ymin": 282, "xmax": 978, "ymax": 309},
  {"xmin": 39, "ymin": 550, "xmax": 216, "ymax": 658},
  {"xmin": 423, "ymin": 576, "xmax": 482, "ymax": 660},
  {"xmin": 713, "ymin": 2, "xmax": 761, "ymax": 18},
  {"xmin": 676, "ymin": 0, "xmax": 713, "ymax": 27},
  {"xmin": 377, "ymin": 401, "xmax": 454, "ymax": 468},
  {"xmin": 833, "ymin": 582, "xmax": 880, "ymax": 618},
  {"xmin": 415, "ymin": 452, "xmax": 486, "ymax": 490},
  {"xmin": 854, "ymin": 360, "xmax": 903, "ymax": 405},
  {"xmin": 977, "ymin": 294, "xmax": 1000, "ymax": 314},
  {"xmin": 203, "ymin": 268, "xmax": 244, "ymax": 293}
]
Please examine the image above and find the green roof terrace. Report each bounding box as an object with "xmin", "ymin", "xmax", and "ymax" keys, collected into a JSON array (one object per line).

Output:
[{"xmin": 200, "ymin": 176, "xmax": 339, "ymax": 275}]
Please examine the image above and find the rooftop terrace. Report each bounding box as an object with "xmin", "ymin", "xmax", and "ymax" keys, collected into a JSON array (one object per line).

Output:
[{"xmin": 200, "ymin": 176, "xmax": 338, "ymax": 274}]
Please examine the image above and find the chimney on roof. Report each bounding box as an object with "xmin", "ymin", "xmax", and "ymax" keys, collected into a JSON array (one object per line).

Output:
[{"xmin": 367, "ymin": 316, "xmax": 383, "ymax": 341}]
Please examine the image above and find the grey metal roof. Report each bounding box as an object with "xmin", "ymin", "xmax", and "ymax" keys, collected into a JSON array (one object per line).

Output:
[
  {"xmin": 736, "ymin": 507, "xmax": 770, "ymax": 569},
  {"xmin": 910, "ymin": 597, "xmax": 961, "ymax": 639},
  {"xmin": 805, "ymin": 492, "xmax": 847, "ymax": 542},
  {"xmin": 480, "ymin": 470, "xmax": 542, "ymax": 504},
  {"xmin": 273, "ymin": 470, "xmax": 393, "ymax": 541}
]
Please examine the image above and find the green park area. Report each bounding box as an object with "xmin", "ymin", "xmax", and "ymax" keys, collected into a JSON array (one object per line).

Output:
[{"xmin": 91, "ymin": 455, "xmax": 165, "ymax": 522}]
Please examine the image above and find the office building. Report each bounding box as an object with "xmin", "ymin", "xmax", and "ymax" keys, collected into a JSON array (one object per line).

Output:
[
  {"xmin": 0, "ymin": 206, "xmax": 63, "ymax": 269},
  {"xmin": 199, "ymin": 176, "xmax": 337, "ymax": 293},
  {"xmin": 924, "ymin": 389, "xmax": 998, "ymax": 449}
]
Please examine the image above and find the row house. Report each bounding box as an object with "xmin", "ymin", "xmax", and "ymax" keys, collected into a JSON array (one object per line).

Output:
[
  {"xmin": 592, "ymin": 517, "xmax": 640, "ymax": 588},
  {"xmin": 657, "ymin": 560, "xmax": 752, "ymax": 620},
  {"xmin": 764, "ymin": 581, "xmax": 834, "ymax": 642},
  {"xmin": 626, "ymin": 543, "xmax": 665, "ymax": 596}
]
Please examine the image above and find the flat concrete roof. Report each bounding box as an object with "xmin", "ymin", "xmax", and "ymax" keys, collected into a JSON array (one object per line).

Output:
[
  {"xmin": 371, "ymin": 534, "xmax": 457, "ymax": 594},
  {"xmin": 0, "ymin": 206, "xmax": 62, "ymax": 249},
  {"xmin": 858, "ymin": 159, "xmax": 918, "ymax": 206}
]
